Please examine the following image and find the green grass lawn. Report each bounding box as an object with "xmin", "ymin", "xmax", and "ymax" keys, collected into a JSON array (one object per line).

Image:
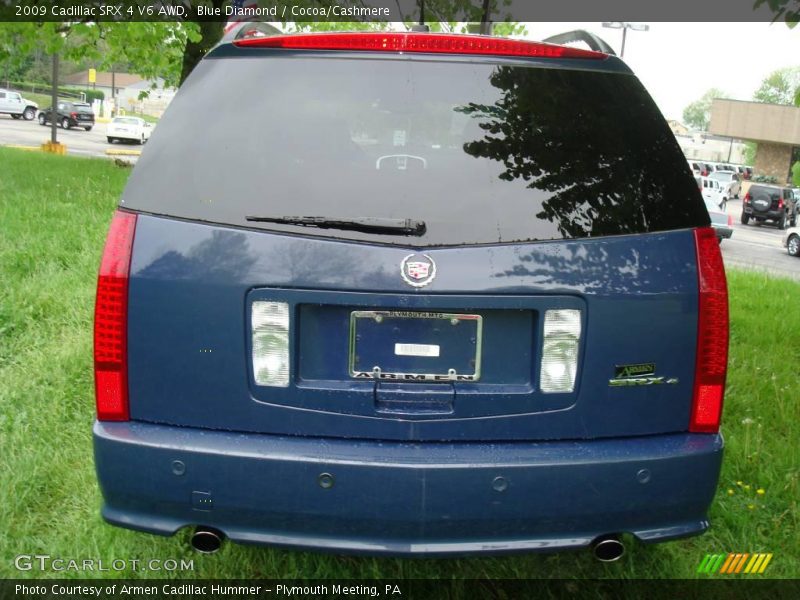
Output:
[{"xmin": 0, "ymin": 147, "xmax": 797, "ymax": 580}]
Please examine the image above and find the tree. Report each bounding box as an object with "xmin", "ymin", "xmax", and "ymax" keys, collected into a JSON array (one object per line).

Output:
[
  {"xmin": 792, "ymin": 161, "xmax": 800, "ymax": 186},
  {"xmin": 754, "ymin": 0, "xmax": 800, "ymax": 104},
  {"xmin": 0, "ymin": 21, "xmax": 191, "ymax": 87},
  {"xmin": 752, "ymin": 66, "xmax": 800, "ymax": 105},
  {"xmin": 0, "ymin": 0, "xmax": 526, "ymax": 90},
  {"xmin": 742, "ymin": 141, "xmax": 757, "ymax": 166},
  {"xmin": 682, "ymin": 88, "xmax": 728, "ymax": 131},
  {"xmin": 394, "ymin": 0, "xmax": 525, "ymax": 36},
  {"xmin": 754, "ymin": 0, "xmax": 800, "ymax": 25}
]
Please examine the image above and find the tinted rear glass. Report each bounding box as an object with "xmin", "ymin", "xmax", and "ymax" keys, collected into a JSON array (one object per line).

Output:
[{"xmin": 122, "ymin": 54, "xmax": 707, "ymax": 246}]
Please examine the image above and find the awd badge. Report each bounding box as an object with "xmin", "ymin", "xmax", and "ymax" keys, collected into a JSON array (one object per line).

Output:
[{"xmin": 609, "ymin": 362, "xmax": 679, "ymax": 387}]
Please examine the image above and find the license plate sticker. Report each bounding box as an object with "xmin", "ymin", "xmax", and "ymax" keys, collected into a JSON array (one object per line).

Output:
[{"xmin": 395, "ymin": 343, "xmax": 440, "ymax": 357}]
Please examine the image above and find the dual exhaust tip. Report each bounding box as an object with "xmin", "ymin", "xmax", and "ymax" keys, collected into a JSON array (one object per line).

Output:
[
  {"xmin": 190, "ymin": 527, "xmax": 224, "ymax": 554},
  {"xmin": 591, "ymin": 534, "xmax": 625, "ymax": 562},
  {"xmin": 189, "ymin": 527, "xmax": 625, "ymax": 561}
]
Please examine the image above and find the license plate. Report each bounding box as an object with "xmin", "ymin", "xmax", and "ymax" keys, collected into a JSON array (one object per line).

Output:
[{"xmin": 349, "ymin": 311, "xmax": 482, "ymax": 381}]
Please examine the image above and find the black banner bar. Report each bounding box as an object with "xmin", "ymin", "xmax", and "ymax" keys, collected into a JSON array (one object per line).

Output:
[
  {"xmin": 0, "ymin": 0, "xmax": 796, "ymax": 23},
  {"xmin": 2, "ymin": 579, "xmax": 800, "ymax": 600}
]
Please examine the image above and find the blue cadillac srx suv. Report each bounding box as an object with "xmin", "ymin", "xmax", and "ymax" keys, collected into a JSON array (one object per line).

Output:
[{"xmin": 93, "ymin": 32, "xmax": 728, "ymax": 559}]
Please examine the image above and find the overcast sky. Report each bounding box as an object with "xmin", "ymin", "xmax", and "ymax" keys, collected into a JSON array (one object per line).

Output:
[{"xmin": 520, "ymin": 22, "xmax": 800, "ymax": 121}]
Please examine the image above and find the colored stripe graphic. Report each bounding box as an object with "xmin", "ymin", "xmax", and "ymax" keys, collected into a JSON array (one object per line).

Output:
[
  {"xmin": 702, "ymin": 553, "xmax": 773, "ymax": 575},
  {"xmin": 758, "ymin": 554, "xmax": 773, "ymax": 574},
  {"xmin": 735, "ymin": 553, "xmax": 749, "ymax": 573},
  {"xmin": 697, "ymin": 554, "xmax": 712, "ymax": 573},
  {"xmin": 719, "ymin": 553, "xmax": 736, "ymax": 573},
  {"xmin": 710, "ymin": 554, "xmax": 726, "ymax": 573},
  {"xmin": 744, "ymin": 555, "xmax": 759, "ymax": 573},
  {"xmin": 697, "ymin": 554, "xmax": 725, "ymax": 574}
]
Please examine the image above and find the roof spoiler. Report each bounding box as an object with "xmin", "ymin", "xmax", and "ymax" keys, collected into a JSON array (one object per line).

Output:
[{"xmin": 542, "ymin": 30, "xmax": 617, "ymax": 56}]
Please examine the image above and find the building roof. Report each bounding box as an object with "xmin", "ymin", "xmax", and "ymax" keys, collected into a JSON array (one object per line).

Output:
[
  {"xmin": 710, "ymin": 98, "xmax": 800, "ymax": 145},
  {"xmin": 62, "ymin": 70, "xmax": 144, "ymax": 88},
  {"xmin": 127, "ymin": 78, "xmax": 170, "ymax": 90}
]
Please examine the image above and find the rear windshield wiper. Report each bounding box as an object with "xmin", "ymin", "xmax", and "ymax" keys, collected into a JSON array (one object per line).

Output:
[{"xmin": 245, "ymin": 215, "xmax": 426, "ymax": 236}]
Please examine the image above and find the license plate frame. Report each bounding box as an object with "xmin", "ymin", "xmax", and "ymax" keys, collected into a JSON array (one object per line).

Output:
[{"xmin": 349, "ymin": 311, "xmax": 482, "ymax": 382}]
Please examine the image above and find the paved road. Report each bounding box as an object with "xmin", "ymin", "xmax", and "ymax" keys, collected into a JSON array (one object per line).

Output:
[
  {"xmin": 1, "ymin": 115, "xmax": 798, "ymax": 279},
  {"xmin": 720, "ymin": 198, "xmax": 799, "ymax": 281},
  {"xmin": 0, "ymin": 113, "xmax": 142, "ymax": 159}
]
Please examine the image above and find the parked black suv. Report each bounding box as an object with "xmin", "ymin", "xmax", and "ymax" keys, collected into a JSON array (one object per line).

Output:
[
  {"xmin": 741, "ymin": 184, "xmax": 797, "ymax": 229},
  {"xmin": 38, "ymin": 101, "xmax": 95, "ymax": 131}
]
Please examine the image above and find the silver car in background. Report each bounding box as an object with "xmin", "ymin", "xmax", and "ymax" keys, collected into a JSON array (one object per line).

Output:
[
  {"xmin": 0, "ymin": 88, "xmax": 38, "ymax": 120},
  {"xmin": 703, "ymin": 197, "xmax": 733, "ymax": 242}
]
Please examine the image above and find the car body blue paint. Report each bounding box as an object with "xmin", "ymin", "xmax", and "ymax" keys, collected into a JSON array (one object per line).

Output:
[
  {"xmin": 94, "ymin": 421, "xmax": 722, "ymax": 555},
  {"xmin": 125, "ymin": 214, "xmax": 699, "ymax": 441},
  {"xmin": 95, "ymin": 40, "xmax": 723, "ymax": 554}
]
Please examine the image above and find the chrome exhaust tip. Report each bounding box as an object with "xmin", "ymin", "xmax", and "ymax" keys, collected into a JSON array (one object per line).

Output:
[
  {"xmin": 591, "ymin": 534, "xmax": 625, "ymax": 562},
  {"xmin": 190, "ymin": 527, "xmax": 224, "ymax": 554}
]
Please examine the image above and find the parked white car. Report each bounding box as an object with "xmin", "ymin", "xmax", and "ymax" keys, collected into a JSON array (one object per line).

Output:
[
  {"xmin": 783, "ymin": 226, "xmax": 800, "ymax": 257},
  {"xmin": 710, "ymin": 170, "xmax": 742, "ymax": 199},
  {"xmin": 0, "ymin": 88, "xmax": 38, "ymax": 120},
  {"xmin": 106, "ymin": 116, "xmax": 153, "ymax": 144},
  {"xmin": 700, "ymin": 176, "xmax": 727, "ymax": 210}
]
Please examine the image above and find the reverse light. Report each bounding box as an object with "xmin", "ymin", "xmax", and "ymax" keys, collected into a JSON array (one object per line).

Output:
[
  {"xmin": 94, "ymin": 211, "xmax": 136, "ymax": 421},
  {"xmin": 540, "ymin": 309, "xmax": 582, "ymax": 393},
  {"xmin": 252, "ymin": 301, "xmax": 290, "ymax": 387},
  {"xmin": 234, "ymin": 32, "xmax": 607, "ymax": 59},
  {"xmin": 690, "ymin": 227, "xmax": 729, "ymax": 433}
]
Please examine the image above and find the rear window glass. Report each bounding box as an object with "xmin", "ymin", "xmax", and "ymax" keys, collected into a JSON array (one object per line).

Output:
[
  {"xmin": 122, "ymin": 55, "xmax": 707, "ymax": 246},
  {"xmin": 113, "ymin": 117, "xmax": 140, "ymax": 125}
]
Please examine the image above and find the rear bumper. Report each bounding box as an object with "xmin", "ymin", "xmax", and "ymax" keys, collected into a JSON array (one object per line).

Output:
[
  {"xmin": 711, "ymin": 224, "xmax": 733, "ymax": 239},
  {"xmin": 743, "ymin": 206, "xmax": 783, "ymax": 221},
  {"xmin": 94, "ymin": 421, "xmax": 723, "ymax": 556}
]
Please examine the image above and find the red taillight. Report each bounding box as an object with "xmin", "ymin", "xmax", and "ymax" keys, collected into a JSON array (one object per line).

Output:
[
  {"xmin": 234, "ymin": 32, "xmax": 606, "ymax": 59},
  {"xmin": 778, "ymin": 198, "xmax": 784, "ymax": 209},
  {"xmin": 70, "ymin": 112, "xmax": 77, "ymax": 118},
  {"xmin": 744, "ymin": 193, "xmax": 751, "ymax": 203},
  {"xmin": 690, "ymin": 227, "xmax": 729, "ymax": 433},
  {"xmin": 94, "ymin": 211, "xmax": 136, "ymax": 421},
  {"xmin": 727, "ymin": 214, "xmax": 733, "ymax": 226}
]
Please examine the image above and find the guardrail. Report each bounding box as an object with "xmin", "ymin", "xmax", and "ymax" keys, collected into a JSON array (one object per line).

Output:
[{"xmin": 4, "ymin": 81, "xmax": 85, "ymax": 101}]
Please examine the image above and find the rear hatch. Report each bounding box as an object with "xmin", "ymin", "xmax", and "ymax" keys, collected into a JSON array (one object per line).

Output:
[
  {"xmin": 119, "ymin": 38, "xmax": 710, "ymax": 442},
  {"xmin": 74, "ymin": 103, "xmax": 94, "ymax": 122}
]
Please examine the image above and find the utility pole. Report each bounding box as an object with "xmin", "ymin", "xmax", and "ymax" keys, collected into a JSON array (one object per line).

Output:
[
  {"xmin": 50, "ymin": 53, "xmax": 58, "ymax": 144},
  {"xmin": 479, "ymin": 0, "xmax": 492, "ymax": 35},
  {"xmin": 601, "ymin": 22, "xmax": 649, "ymax": 58}
]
